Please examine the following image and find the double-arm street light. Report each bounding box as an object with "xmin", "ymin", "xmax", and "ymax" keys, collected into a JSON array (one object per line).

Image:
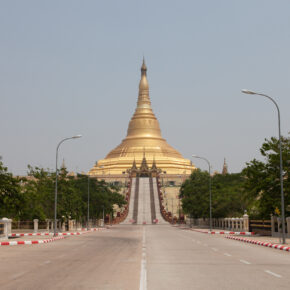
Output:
[
  {"xmin": 242, "ymin": 89, "xmax": 286, "ymax": 244},
  {"xmin": 192, "ymin": 155, "xmax": 212, "ymax": 231},
  {"xmin": 54, "ymin": 135, "xmax": 82, "ymax": 237}
]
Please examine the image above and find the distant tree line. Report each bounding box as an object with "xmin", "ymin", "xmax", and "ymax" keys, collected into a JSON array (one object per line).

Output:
[
  {"xmin": 180, "ymin": 135, "xmax": 290, "ymax": 219},
  {"xmin": 0, "ymin": 160, "xmax": 126, "ymax": 221}
]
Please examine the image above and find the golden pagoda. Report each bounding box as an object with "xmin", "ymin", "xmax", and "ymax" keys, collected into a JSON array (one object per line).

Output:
[{"xmin": 89, "ymin": 60, "xmax": 194, "ymax": 176}]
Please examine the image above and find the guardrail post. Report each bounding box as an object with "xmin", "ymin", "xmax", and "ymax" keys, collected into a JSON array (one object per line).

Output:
[
  {"xmin": 0, "ymin": 218, "xmax": 12, "ymax": 239},
  {"xmin": 33, "ymin": 219, "xmax": 39, "ymax": 233},
  {"xmin": 62, "ymin": 221, "xmax": 66, "ymax": 232},
  {"xmin": 243, "ymin": 214, "xmax": 249, "ymax": 232}
]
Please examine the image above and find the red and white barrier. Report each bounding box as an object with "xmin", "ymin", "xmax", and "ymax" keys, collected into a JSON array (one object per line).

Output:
[
  {"xmin": 9, "ymin": 233, "xmax": 51, "ymax": 237},
  {"xmin": 191, "ymin": 229, "xmax": 254, "ymax": 235},
  {"xmin": 225, "ymin": 235, "xmax": 290, "ymax": 252},
  {"xmin": 0, "ymin": 236, "xmax": 66, "ymax": 246},
  {"xmin": 208, "ymin": 231, "xmax": 254, "ymax": 235},
  {"xmin": 56, "ymin": 227, "xmax": 106, "ymax": 236},
  {"xmin": 9, "ymin": 227, "xmax": 106, "ymax": 238}
]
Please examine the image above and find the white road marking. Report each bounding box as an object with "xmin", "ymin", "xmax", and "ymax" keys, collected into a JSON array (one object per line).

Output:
[
  {"xmin": 11, "ymin": 271, "xmax": 26, "ymax": 280},
  {"xmin": 139, "ymin": 226, "xmax": 147, "ymax": 290},
  {"xmin": 265, "ymin": 270, "xmax": 282, "ymax": 278},
  {"xmin": 224, "ymin": 253, "xmax": 232, "ymax": 257},
  {"xmin": 39, "ymin": 260, "xmax": 51, "ymax": 266},
  {"xmin": 240, "ymin": 259, "xmax": 251, "ymax": 265}
]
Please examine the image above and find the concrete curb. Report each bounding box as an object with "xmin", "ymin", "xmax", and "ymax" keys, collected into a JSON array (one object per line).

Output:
[
  {"xmin": 9, "ymin": 233, "xmax": 51, "ymax": 237},
  {"xmin": 191, "ymin": 229, "xmax": 255, "ymax": 235},
  {"xmin": 0, "ymin": 236, "xmax": 66, "ymax": 246},
  {"xmin": 9, "ymin": 227, "xmax": 106, "ymax": 237},
  {"xmin": 225, "ymin": 235, "xmax": 290, "ymax": 252},
  {"xmin": 57, "ymin": 228, "xmax": 106, "ymax": 236},
  {"xmin": 2, "ymin": 228, "xmax": 107, "ymax": 246}
]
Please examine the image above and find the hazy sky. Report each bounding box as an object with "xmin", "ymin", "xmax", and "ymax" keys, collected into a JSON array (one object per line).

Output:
[{"xmin": 1, "ymin": 0, "xmax": 290, "ymax": 175}]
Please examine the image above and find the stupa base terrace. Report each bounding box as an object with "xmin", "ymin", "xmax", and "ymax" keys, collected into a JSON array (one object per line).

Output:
[{"xmin": 95, "ymin": 157, "xmax": 188, "ymax": 225}]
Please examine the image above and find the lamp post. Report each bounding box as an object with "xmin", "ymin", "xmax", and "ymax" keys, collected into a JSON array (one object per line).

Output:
[
  {"xmin": 54, "ymin": 135, "xmax": 82, "ymax": 237},
  {"xmin": 171, "ymin": 198, "xmax": 174, "ymax": 224},
  {"xmin": 192, "ymin": 155, "xmax": 212, "ymax": 231},
  {"xmin": 87, "ymin": 175, "xmax": 90, "ymax": 230},
  {"xmin": 241, "ymin": 89, "xmax": 286, "ymax": 244},
  {"xmin": 102, "ymin": 205, "xmax": 105, "ymax": 227}
]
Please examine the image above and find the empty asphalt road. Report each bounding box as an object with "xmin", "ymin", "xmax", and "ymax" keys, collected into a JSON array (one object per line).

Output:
[{"xmin": 0, "ymin": 225, "xmax": 289, "ymax": 290}]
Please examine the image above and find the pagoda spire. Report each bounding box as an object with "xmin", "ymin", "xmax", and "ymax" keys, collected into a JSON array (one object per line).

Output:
[
  {"xmin": 141, "ymin": 57, "xmax": 147, "ymax": 76},
  {"xmin": 137, "ymin": 58, "xmax": 151, "ymax": 110},
  {"xmin": 222, "ymin": 158, "xmax": 228, "ymax": 175}
]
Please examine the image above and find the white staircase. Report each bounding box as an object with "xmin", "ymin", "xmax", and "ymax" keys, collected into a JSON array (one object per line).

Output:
[
  {"xmin": 122, "ymin": 177, "xmax": 167, "ymax": 225},
  {"xmin": 137, "ymin": 178, "xmax": 152, "ymax": 224}
]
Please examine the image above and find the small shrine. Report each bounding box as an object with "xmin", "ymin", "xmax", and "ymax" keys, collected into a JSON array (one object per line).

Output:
[{"xmin": 127, "ymin": 156, "xmax": 161, "ymax": 177}]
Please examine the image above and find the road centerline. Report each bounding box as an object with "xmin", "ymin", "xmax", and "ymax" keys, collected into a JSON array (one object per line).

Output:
[
  {"xmin": 239, "ymin": 259, "xmax": 251, "ymax": 265},
  {"xmin": 139, "ymin": 226, "xmax": 147, "ymax": 290},
  {"xmin": 224, "ymin": 253, "xmax": 232, "ymax": 257}
]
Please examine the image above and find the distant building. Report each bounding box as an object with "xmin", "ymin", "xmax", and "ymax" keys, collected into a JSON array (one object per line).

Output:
[{"xmin": 222, "ymin": 158, "xmax": 228, "ymax": 175}]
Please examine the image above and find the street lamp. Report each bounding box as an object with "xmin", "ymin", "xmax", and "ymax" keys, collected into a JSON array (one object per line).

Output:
[
  {"xmin": 54, "ymin": 135, "xmax": 82, "ymax": 236},
  {"xmin": 87, "ymin": 175, "xmax": 90, "ymax": 230},
  {"xmin": 192, "ymin": 155, "xmax": 212, "ymax": 231},
  {"xmin": 242, "ymin": 89, "xmax": 286, "ymax": 244},
  {"xmin": 102, "ymin": 205, "xmax": 105, "ymax": 227}
]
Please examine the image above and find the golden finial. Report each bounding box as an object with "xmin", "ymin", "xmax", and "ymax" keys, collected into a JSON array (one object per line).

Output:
[
  {"xmin": 139, "ymin": 58, "xmax": 149, "ymax": 93},
  {"xmin": 141, "ymin": 57, "xmax": 147, "ymax": 76}
]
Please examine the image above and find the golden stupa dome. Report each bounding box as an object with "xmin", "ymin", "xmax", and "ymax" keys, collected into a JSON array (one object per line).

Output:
[{"xmin": 89, "ymin": 60, "xmax": 194, "ymax": 176}]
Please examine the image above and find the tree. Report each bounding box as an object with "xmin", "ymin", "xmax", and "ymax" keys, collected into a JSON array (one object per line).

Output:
[
  {"xmin": 211, "ymin": 173, "xmax": 246, "ymax": 218},
  {"xmin": 21, "ymin": 167, "xmax": 127, "ymax": 222},
  {"xmin": 180, "ymin": 169, "xmax": 246, "ymax": 219},
  {"xmin": 242, "ymin": 136, "xmax": 290, "ymax": 219},
  {"xmin": 21, "ymin": 166, "xmax": 55, "ymax": 220},
  {"xmin": 72, "ymin": 174, "xmax": 126, "ymax": 221},
  {"xmin": 180, "ymin": 169, "xmax": 210, "ymax": 218},
  {"xmin": 0, "ymin": 157, "xmax": 23, "ymax": 219}
]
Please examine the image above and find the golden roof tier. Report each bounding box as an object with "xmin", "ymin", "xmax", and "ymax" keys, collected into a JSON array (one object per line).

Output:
[{"xmin": 89, "ymin": 59, "xmax": 195, "ymax": 176}]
